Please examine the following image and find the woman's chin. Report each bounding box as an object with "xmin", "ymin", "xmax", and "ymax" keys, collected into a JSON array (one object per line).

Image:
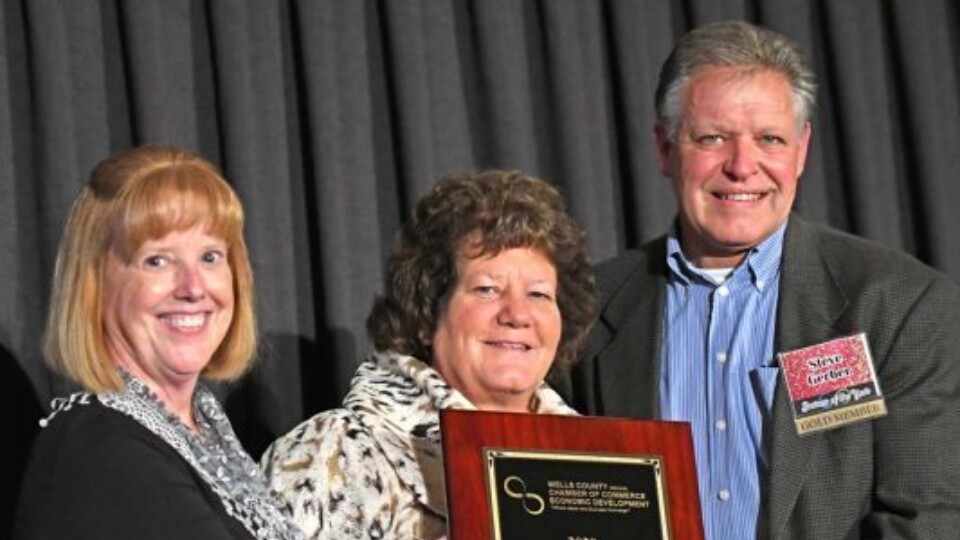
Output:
[
  {"xmin": 480, "ymin": 382, "xmax": 539, "ymax": 411},
  {"xmin": 489, "ymin": 373, "xmax": 540, "ymax": 395}
]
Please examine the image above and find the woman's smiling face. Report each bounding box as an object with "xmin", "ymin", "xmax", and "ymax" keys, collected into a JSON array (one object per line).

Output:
[
  {"xmin": 431, "ymin": 246, "xmax": 561, "ymax": 412},
  {"xmin": 101, "ymin": 223, "xmax": 235, "ymax": 395}
]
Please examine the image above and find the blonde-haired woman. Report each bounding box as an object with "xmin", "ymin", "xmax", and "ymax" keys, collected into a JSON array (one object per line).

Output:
[{"xmin": 14, "ymin": 145, "xmax": 301, "ymax": 540}]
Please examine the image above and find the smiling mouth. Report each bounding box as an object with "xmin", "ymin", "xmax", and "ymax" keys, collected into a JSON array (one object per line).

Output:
[
  {"xmin": 161, "ymin": 313, "xmax": 207, "ymax": 331},
  {"xmin": 716, "ymin": 192, "xmax": 763, "ymax": 202},
  {"xmin": 486, "ymin": 340, "xmax": 532, "ymax": 351}
]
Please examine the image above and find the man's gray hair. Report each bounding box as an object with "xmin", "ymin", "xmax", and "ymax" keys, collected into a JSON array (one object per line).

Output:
[{"xmin": 655, "ymin": 20, "xmax": 817, "ymax": 139}]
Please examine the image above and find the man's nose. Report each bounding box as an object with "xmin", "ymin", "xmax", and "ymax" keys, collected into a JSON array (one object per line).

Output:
[{"xmin": 723, "ymin": 138, "xmax": 759, "ymax": 180}]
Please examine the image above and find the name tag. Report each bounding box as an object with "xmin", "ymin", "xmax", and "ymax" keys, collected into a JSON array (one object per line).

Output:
[{"xmin": 778, "ymin": 333, "xmax": 887, "ymax": 436}]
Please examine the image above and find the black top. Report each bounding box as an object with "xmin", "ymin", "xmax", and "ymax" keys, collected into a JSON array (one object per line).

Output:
[{"xmin": 13, "ymin": 399, "xmax": 255, "ymax": 539}]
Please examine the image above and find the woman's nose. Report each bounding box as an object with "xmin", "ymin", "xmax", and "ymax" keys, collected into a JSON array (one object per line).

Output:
[
  {"xmin": 497, "ymin": 293, "xmax": 532, "ymax": 327},
  {"xmin": 174, "ymin": 264, "xmax": 206, "ymax": 301}
]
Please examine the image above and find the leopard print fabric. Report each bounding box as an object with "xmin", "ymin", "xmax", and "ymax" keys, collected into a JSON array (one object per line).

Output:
[{"xmin": 261, "ymin": 350, "xmax": 576, "ymax": 539}]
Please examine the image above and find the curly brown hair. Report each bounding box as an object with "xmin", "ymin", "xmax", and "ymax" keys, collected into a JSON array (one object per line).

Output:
[{"xmin": 367, "ymin": 170, "xmax": 596, "ymax": 377}]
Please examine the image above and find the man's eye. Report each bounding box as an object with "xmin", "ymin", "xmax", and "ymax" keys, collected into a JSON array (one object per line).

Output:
[
  {"xmin": 760, "ymin": 134, "xmax": 786, "ymax": 145},
  {"xmin": 696, "ymin": 134, "xmax": 724, "ymax": 145}
]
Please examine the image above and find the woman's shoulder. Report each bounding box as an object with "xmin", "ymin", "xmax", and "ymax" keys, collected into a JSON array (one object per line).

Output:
[
  {"xmin": 260, "ymin": 407, "xmax": 414, "ymax": 539},
  {"xmin": 15, "ymin": 395, "xmax": 236, "ymax": 539},
  {"xmin": 27, "ymin": 393, "xmax": 226, "ymax": 519},
  {"xmin": 27, "ymin": 394, "xmax": 186, "ymax": 484},
  {"xmin": 33, "ymin": 394, "xmax": 153, "ymax": 451},
  {"xmin": 260, "ymin": 407, "xmax": 374, "ymax": 476}
]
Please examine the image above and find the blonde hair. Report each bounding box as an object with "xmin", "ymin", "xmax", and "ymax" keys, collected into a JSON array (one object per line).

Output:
[{"xmin": 44, "ymin": 145, "xmax": 257, "ymax": 392}]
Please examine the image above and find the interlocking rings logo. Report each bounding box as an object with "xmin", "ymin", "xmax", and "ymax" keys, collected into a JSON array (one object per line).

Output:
[{"xmin": 502, "ymin": 475, "xmax": 546, "ymax": 516}]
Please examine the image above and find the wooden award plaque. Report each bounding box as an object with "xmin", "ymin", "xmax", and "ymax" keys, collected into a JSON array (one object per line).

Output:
[{"xmin": 440, "ymin": 410, "xmax": 703, "ymax": 540}]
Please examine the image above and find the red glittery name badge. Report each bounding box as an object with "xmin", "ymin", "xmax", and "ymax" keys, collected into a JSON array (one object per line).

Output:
[{"xmin": 778, "ymin": 333, "xmax": 887, "ymax": 436}]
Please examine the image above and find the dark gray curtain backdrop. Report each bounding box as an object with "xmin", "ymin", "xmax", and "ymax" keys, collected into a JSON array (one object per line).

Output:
[{"xmin": 2, "ymin": 0, "xmax": 960, "ymax": 519}]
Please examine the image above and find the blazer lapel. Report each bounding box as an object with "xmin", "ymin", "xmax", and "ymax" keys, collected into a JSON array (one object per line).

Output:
[
  {"xmin": 765, "ymin": 216, "xmax": 849, "ymax": 538},
  {"xmin": 593, "ymin": 241, "xmax": 668, "ymax": 419}
]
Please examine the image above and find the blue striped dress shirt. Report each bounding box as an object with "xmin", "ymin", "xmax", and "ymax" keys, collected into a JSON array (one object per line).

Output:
[{"xmin": 660, "ymin": 222, "xmax": 785, "ymax": 540}]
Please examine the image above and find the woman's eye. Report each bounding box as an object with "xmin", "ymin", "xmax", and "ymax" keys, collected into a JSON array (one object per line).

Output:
[
  {"xmin": 201, "ymin": 250, "xmax": 225, "ymax": 264},
  {"xmin": 529, "ymin": 290, "xmax": 555, "ymax": 301},
  {"xmin": 473, "ymin": 285, "xmax": 498, "ymax": 296},
  {"xmin": 142, "ymin": 255, "xmax": 168, "ymax": 268}
]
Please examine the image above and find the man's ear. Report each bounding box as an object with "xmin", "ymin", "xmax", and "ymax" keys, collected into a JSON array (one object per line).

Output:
[
  {"xmin": 653, "ymin": 123, "xmax": 673, "ymax": 175},
  {"xmin": 795, "ymin": 121, "xmax": 812, "ymax": 179}
]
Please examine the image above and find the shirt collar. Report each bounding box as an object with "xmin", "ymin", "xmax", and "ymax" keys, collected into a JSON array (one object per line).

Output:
[{"xmin": 666, "ymin": 219, "xmax": 787, "ymax": 291}]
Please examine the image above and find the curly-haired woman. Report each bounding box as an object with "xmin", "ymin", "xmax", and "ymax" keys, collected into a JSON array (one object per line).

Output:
[{"xmin": 261, "ymin": 170, "xmax": 596, "ymax": 539}]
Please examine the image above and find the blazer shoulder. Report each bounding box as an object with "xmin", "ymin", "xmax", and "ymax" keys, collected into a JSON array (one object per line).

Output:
[
  {"xmin": 805, "ymin": 221, "xmax": 957, "ymax": 294},
  {"xmin": 594, "ymin": 236, "xmax": 668, "ymax": 304}
]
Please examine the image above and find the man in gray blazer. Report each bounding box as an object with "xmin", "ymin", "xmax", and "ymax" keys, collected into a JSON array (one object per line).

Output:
[{"xmin": 557, "ymin": 21, "xmax": 960, "ymax": 540}]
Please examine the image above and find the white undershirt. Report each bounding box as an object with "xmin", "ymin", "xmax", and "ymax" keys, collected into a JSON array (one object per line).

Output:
[{"xmin": 694, "ymin": 266, "xmax": 734, "ymax": 285}]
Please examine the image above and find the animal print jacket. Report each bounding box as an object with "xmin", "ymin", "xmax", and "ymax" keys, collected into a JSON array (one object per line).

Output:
[{"xmin": 261, "ymin": 350, "xmax": 577, "ymax": 539}]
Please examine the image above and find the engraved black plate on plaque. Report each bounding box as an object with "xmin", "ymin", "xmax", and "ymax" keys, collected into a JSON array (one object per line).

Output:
[
  {"xmin": 485, "ymin": 449, "xmax": 670, "ymax": 540},
  {"xmin": 440, "ymin": 410, "xmax": 703, "ymax": 540}
]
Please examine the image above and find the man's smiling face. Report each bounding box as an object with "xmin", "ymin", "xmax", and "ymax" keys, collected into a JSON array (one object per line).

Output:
[{"xmin": 656, "ymin": 65, "xmax": 811, "ymax": 268}]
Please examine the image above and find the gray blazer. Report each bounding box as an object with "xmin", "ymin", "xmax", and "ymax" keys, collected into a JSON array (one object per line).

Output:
[{"xmin": 558, "ymin": 215, "xmax": 960, "ymax": 539}]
